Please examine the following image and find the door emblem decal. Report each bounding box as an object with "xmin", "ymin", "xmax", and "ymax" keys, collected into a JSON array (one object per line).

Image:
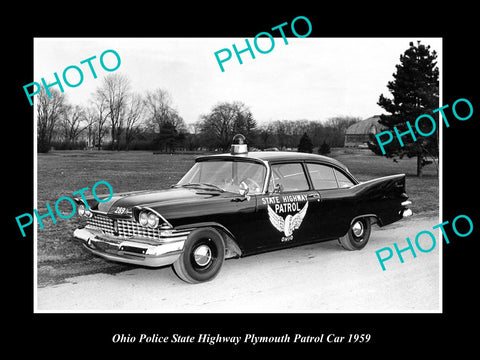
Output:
[{"xmin": 267, "ymin": 201, "xmax": 309, "ymax": 242}]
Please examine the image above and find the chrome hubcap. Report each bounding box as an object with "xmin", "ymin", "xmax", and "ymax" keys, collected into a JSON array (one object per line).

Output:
[
  {"xmin": 193, "ymin": 245, "xmax": 212, "ymax": 267},
  {"xmin": 352, "ymin": 221, "xmax": 364, "ymax": 237}
]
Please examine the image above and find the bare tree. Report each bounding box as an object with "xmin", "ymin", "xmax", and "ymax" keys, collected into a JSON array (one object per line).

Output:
[
  {"xmin": 37, "ymin": 88, "xmax": 67, "ymax": 153},
  {"xmin": 143, "ymin": 88, "xmax": 188, "ymax": 151},
  {"xmin": 60, "ymin": 104, "xmax": 86, "ymax": 144},
  {"xmin": 91, "ymin": 93, "xmax": 110, "ymax": 150},
  {"xmin": 324, "ymin": 116, "xmax": 361, "ymax": 147},
  {"xmin": 83, "ymin": 107, "xmax": 97, "ymax": 149},
  {"xmin": 123, "ymin": 93, "xmax": 145, "ymax": 150},
  {"xmin": 199, "ymin": 101, "xmax": 256, "ymax": 151},
  {"xmin": 167, "ymin": 108, "xmax": 187, "ymax": 133},
  {"xmin": 256, "ymin": 122, "xmax": 277, "ymax": 149},
  {"xmin": 143, "ymin": 88, "xmax": 173, "ymax": 132},
  {"xmin": 95, "ymin": 73, "xmax": 131, "ymax": 150}
]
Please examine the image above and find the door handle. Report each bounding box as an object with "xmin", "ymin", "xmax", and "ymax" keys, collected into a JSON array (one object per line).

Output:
[{"xmin": 307, "ymin": 193, "xmax": 320, "ymax": 199}]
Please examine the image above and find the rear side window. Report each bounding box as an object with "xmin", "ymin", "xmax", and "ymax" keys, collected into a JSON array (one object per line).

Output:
[
  {"xmin": 306, "ymin": 163, "xmax": 337, "ymax": 189},
  {"xmin": 334, "ymin": 169, "xmax": 354, "ymax": 188}
]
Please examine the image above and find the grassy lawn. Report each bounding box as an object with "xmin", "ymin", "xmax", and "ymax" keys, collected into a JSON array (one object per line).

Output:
[
  {"xmin": 36, "ymin": 148, "xmax": 439, "ymax": 286},
  {"xmin": 36, "ymin": 151, "xmax": 196, "ymax": 286}
]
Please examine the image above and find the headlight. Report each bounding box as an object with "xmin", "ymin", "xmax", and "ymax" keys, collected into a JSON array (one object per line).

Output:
[
  {"xmin": 139, "ymin": 211, "xmax": 149, "ymax": 226},
  {"xmin": 138, "ymin": 210, "xmax": 161, "ymax": 228},
  {"xmin": 77, "ymin": 204, "xmax": 93, "ymax": 217},
  {"xmin": 147, "ymin": 213, "xmax": 160, "ymax": 228},
  {"xmin": 78, "ymin": 204, "xmax": 85, "ymax": 217}
]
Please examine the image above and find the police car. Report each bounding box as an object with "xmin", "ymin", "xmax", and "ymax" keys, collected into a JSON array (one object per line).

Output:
[{"xmin": 73, "ymin": 135, "xmax": 412, "ymax": 283}]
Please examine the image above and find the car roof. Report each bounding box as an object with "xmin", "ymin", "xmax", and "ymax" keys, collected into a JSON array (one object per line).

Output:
[{"xmin": 196, "ymin": 151, "xmax": 350, "ymax": 172}]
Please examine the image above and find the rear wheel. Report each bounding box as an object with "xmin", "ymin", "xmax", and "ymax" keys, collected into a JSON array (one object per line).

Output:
[
  {"xmin": 173, "ymin": 228, "xmax": 225, "ymax": 283},
  {"xmin": 338, "ymin": 218, "xmax": 371, "ymax": 250}
]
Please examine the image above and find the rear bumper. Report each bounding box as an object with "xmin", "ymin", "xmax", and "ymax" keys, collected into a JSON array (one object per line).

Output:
[
  {"xmin": 73, "ymin": 227, "xmax": 187, "ymax": 267},
  {"xmin": 402, "ymin": 208, "xmax": 413, "ymax": 218}
]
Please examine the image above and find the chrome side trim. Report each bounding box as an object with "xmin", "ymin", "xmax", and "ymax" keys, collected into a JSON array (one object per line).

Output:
[
  {"xmin": 259, "ymin": 159, "xmax": 271, "ymax": 195},
  {"xmin": 350, "ymin": 174, "xmax": 406, "ymax": 189},
  {"xmin": 349, "ymin": 214, "xmax": 379, "ymax": 226}
]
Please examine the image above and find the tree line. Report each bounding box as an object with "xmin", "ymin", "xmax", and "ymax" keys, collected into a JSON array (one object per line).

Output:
[
  {"xmin": 37, "ymin": 73, "xmax": 187, "ymax": 152},
  {"xmin": 36, "ymin": 41, "xmax": 439, "ymax": 177},
  {"xmin": 36, "ymin": 73, "xmax": 360, "ymax": 153}
]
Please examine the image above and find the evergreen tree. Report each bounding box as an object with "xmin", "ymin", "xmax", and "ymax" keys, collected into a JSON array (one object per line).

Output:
[
  {"xmin": 297, "ymin": 132, "xmax": 313, "ymax": 153},
  {"xmin": 376, "ymin": 41, "xmax": 439, "ymax": 176},
  {"xmin": 156, "ymin": 122, "xmax": 178, "ymax": 152},
  {"xmin": 318, "ymin": 140, "xmax": 331, "ymax": 155}
]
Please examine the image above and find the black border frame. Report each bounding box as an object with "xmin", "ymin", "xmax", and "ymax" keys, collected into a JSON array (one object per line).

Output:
[{"xmin": 8, "ymin": 4, "xmax": 478, "ymax": 354}]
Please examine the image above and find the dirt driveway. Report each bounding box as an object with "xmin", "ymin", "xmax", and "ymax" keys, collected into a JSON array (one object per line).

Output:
[{"xmin": 36, "ymin": 214, "xmax": 440, "ymax": 312}]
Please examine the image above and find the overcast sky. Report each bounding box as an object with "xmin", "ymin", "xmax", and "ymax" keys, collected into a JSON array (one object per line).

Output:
[{"xmin": 34, "ymin": 37, "xmax": 442, "ymax": 125}]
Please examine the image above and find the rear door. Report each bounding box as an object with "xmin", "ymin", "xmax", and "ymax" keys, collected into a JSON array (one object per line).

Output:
[{"xmin": 304, "ymin": 162, "xmax": 357, "ymax": 240}]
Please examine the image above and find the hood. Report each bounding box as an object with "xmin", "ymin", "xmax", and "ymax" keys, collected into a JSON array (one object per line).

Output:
[{"xmin": 91, "ymin": 187, "xmax": 231, "ymax": 217}]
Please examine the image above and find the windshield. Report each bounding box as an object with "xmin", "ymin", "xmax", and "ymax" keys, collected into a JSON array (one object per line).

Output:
[{"xmin": 176, "ymin": 160, "xmax": 267, "ymax": 194}]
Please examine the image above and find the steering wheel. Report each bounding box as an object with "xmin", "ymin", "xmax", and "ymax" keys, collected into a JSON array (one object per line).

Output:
[{"xmin": 240, "ymin": 178, "xmax": 261, "ymax": 193}]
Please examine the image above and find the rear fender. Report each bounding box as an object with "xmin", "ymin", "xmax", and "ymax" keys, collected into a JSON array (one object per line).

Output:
[{"xmin": 350, "ymin": 174, "xmax": 409, "ymax": 226}]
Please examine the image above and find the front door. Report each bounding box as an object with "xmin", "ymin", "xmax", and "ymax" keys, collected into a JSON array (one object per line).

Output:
[{"xmin": 253, "ymin": 162, "xmax": 322, "ymax": 252}]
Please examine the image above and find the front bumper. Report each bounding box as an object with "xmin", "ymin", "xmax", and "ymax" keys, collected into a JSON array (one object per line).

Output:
[{"xmin": 73, "ymin": 227, "xmax": 187, "ymax": 267}]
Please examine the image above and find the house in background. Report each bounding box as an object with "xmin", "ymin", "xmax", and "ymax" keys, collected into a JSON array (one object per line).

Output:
[{"xmin": 344, "ymin": 116, "xmax": 388, "ymax": 147}]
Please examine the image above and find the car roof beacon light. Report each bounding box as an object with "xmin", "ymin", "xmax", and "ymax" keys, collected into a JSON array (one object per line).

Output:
[{"xmin": 231, "ymin": 134, "xmax": 248, "ymax": 155}]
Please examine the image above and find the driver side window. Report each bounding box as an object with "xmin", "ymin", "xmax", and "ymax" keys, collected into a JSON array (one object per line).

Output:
[
  {"xmin": 268, "ymin": 163, "xmax": 309, "ymax": 193},
  {"xmin": 236, "ymin": 162, "xmax": 265, "ymax": 194}
]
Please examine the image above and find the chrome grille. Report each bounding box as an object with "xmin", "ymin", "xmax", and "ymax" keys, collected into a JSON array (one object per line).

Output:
[{"xmin": 86, "ymin": 214, "xmax": 160, "ymax": 240}]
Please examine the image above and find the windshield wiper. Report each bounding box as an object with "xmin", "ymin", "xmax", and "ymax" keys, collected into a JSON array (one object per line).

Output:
[
  {"xmin": 201, "ymin": 183, "xmax": 226, "ymax": 192},
  {"xmin": 173, "ymin": 183, "xmax": 225, "ymax": 192}
]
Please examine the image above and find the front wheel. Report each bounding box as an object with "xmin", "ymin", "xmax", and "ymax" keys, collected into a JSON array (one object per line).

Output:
[
  {"xmin": 173, "ymin": 227, "xmax": 225, "ymax": 283},
  {"xmin": 338, "ymin": 218, "xmax": 371, "ymax": 250}
]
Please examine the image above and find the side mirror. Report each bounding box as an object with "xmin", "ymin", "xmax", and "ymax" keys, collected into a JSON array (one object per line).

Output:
[
  {"xmin": 239, "ymin": 181, "xmax": 250, "ymax": 197},
  {"xmin": 273, "ymin": 183, "xmax": 283, "ymax": 193}
]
